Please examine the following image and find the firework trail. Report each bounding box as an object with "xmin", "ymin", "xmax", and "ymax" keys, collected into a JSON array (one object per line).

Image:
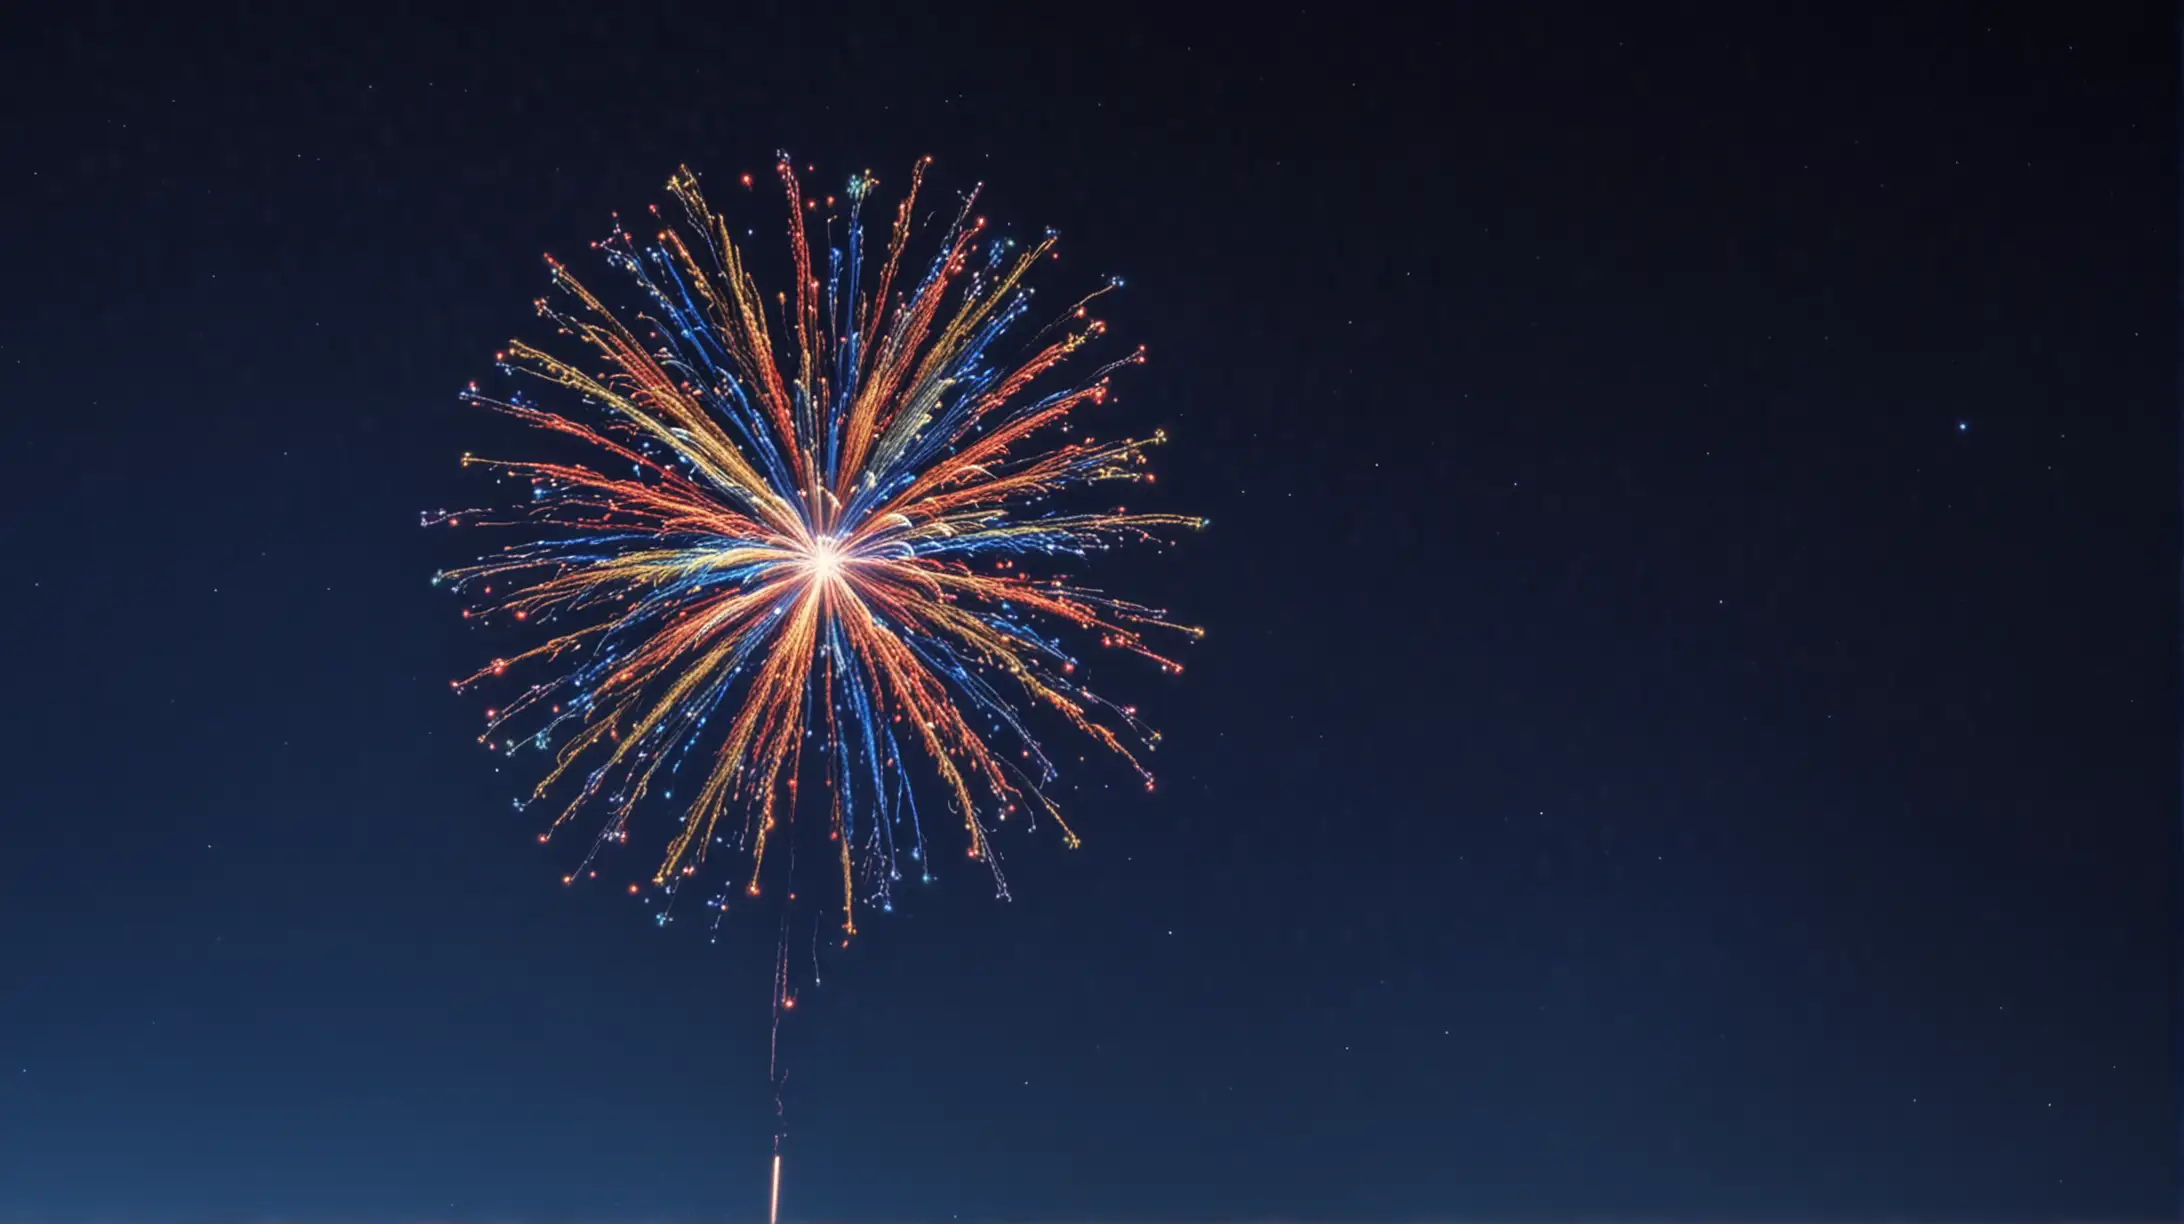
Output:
[{"xmin": 431, "ymin": 153, "xmax": 1200, "ymax": 946}]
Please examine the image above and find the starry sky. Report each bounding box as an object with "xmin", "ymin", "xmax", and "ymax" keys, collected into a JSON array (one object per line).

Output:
[{"xmin": 0, "ymin": 4, "xmax": 2175, "ymax": 1221}]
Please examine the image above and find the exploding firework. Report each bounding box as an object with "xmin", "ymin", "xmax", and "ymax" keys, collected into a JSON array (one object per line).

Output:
[{"xmin": 431, "ymin": 156, "xmax": 1201, "ymax": 936}]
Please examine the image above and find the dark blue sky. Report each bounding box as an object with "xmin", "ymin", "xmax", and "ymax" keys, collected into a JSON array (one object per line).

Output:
[{"xmin": 0, "ymin": 3, "xmax": 2174, "ymax": 1221}]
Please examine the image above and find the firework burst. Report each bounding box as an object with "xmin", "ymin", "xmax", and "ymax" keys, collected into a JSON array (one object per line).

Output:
[{"xmin": 431, "ymin": 156, "xmax": 1201, "ymax": 936}]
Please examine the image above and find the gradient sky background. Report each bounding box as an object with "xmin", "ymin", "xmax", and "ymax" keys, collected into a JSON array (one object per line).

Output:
[{"xmin": 0, "ymin": 3, "xmax": 2175, "ymax": 1221}]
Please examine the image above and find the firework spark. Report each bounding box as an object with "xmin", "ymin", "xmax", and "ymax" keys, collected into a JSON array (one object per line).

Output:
[{"xmin": 431, "ymin": 156, "xmax": 1201, "ymax": 936}]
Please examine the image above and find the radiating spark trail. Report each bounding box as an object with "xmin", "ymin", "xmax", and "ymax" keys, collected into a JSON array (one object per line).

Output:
[{"xmin": 432, "ymin": 153, "xmax": 1202, "ymax": 938}]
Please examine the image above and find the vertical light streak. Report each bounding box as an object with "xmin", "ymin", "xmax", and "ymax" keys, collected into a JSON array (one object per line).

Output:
[{"xmin": 769, "ymin": 1151, "xmax": 782, "ymax": 1224}]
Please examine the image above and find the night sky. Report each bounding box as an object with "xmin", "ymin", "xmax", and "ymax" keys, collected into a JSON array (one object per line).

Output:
[{"xmin": 2, "ymin": 4, "xmax": 2175, "ymax": 1221}]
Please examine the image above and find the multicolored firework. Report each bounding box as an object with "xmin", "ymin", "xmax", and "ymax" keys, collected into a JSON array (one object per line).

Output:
[{"xmin": 431, "ymin": 156, "xmax": 1201, "ymax": 938}]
